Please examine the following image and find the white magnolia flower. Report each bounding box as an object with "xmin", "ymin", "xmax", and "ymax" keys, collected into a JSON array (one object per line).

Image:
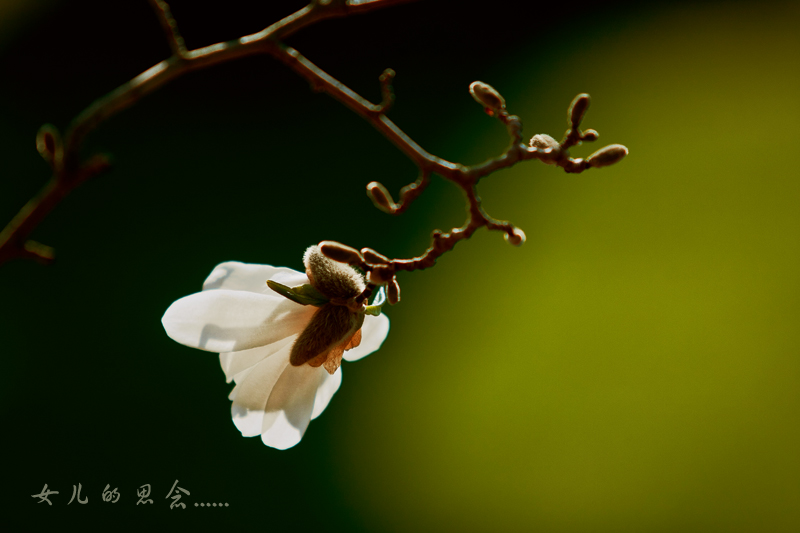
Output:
[{"xmin": 161, "ymin": 247, "xmax": 390, "ymax": 449}]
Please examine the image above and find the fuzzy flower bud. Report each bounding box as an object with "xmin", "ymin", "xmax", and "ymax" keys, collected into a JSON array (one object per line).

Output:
[
  {"xmin": 303, "ymin": 245, "xmax": 365, "ymax": 300},
  {"xmin": 530, "ymin": 134, "xmax": 559, "ymax": 151},
  {"xmin": 586, "ymin": 144, "xmax": 629, "ymax": 168}
]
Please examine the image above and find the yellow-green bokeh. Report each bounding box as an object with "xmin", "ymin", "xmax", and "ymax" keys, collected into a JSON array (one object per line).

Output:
[{"xmin": 331, "ymin": 3, "xmax": 800, "ymax": 531}]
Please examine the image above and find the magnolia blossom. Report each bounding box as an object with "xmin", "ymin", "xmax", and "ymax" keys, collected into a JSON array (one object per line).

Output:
[{"xmin": 162, "ymin": 251, "xmax": 389, "ymax": 449}]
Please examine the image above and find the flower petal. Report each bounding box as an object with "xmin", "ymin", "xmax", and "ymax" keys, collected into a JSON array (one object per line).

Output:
[
  {"xmin": 311, "ymin": 367, "xmax": 342, "ymax": 420},
  {"xmin": 229, "ymin": 341, "xmax": 293, "ymax": 437},
  {"xmin": 259, "ymin": 364, "xmax": 329, "ymax": 449},
  {"xmin": 219, "ymin": 335, "xmax": 297, "ymax": 384},
  {"xmin": 343, "ymin": 312, "xmax": 390, "ymax": 362},
  {"xmin": 162, "ymin": 289, "xmax": 315, "ymax": 352},
  {"xmin": 202, "ymin": 261, "xmax": 309, "ymax": 294}
]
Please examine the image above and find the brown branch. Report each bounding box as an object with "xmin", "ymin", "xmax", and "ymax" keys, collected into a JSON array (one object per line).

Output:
[
  {"xmin": 148, "ymin": 0, "xmax": 187, "ymax": 58},
  {"xmin": 0, "ymin": 0, "xmax": 419, "ymax": 265},
  {"xmin": 317, "ymin": 85, "xmax": 627, "ymax": 303},
  {"xmin": 3, "ymin": 0, "xmax": 626, "ymax": 302}
]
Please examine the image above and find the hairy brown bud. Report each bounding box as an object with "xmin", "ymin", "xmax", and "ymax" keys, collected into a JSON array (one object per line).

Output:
[
  {"xmin": 568, "ymin": 93, "xmax": 590, "ymax": 128},
  {"xmin": 581, "ymin": 129, "xmax": 599, "ymax": 142},
  {"xmin": 387, "ymin": 277, "xmax": 400, "ymax": 305},
  {"xmin": 303, "ymin": 245, "xmax": 365, "ymax": 300},
  {"xmin": 530, "ymin": 134, "xmax": 559, "ymax": 151},
  {"xmin": 586, "ymin": 144, "xmax": 629, "ymax": 168},
  {"xmin": 319, "ymin": 240, "xmax": 364, "ymax": 265},
  {"xmin": 503, "ymin": 227, "xmax": 526, "ymax": 247},
  {"xmin": 469, "ymin": 81, "xmax": 506, "ymax": 111},
  {"xmin": 366, "ymin": 181, "xmax": 395, "ymax": 214},
  {"xmin": 361, "ymin": 247, "xmax": 390, "ymax": 265}
]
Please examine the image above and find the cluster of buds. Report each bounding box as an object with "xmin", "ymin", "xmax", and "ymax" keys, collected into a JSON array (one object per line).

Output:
[
  {"xmin": 468, "ymin": 81, "xmax": 628, "ymax": 171},
  {"xmin": 531, "ymin": 92, "xmax": 627, "ymax": 168},
  {"xmin": 319, "ymin": 240, "xmax": 401, "ymax": 305}
]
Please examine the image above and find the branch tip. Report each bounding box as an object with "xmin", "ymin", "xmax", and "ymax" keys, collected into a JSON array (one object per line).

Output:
[{"xmin": 366, "ymin": 181, "xmax": 396, "ymax": 214}]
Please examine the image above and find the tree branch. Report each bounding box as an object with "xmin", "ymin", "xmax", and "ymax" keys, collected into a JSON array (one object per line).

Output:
[
  {"xmin": 0, "ymin": 0, "xmax": 419, "ymax": 265},
  {"xmin": 2, "ymin": 0, "xmax": 628, "ymax": 313}
]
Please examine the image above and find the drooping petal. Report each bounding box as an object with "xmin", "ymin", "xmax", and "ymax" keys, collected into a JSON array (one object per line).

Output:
[
  {"xmin": 162, "ymin": 289, "xmax": 315, "ymax": 353},
  {"xmin": 259, "ymin": 363, "xmax": 329, "ymax": 449},
  {"xmin": 202, "ymin": 261, "xmax": 308, "ymax": 294},
  {"xmin": 219, "ymin": 335, "xmax": 297, "ymax": 384},
  {"xmin": 311, "ymin": 367, "xmax": 342, "ymax": 420},
  {"xmin": 343, "ymin": 312, "xmax": 390, "ymax": 362},
  {"xmin": 229, "ymin": 341, "xmax": 293, "ymax": 437}
]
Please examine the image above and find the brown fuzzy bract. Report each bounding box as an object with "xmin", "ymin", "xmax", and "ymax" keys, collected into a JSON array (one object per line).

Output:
[{"xmin": 290, "ymin": 303, "xmax": 364, "ymax": 373}]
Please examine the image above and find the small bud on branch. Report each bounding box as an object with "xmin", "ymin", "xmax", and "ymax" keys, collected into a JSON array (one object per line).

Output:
[
  {"xmin": 568, "ymin": 93, "xmax": 591, "ymax": 128},
  {"xmin": 36, "ymin": 125, "xmax": 61, "ymax": 169},
  {"xmin": 366, "ymin": 181, "xmax": 396, "ymax": 214},
  {"xmin": 581, "ymin": 129, "xmax": 599, "ymax": 142},
  {"xmin": 503, "ymin": 227, "xmax": 526, "ymax": 247},
  {"xmin": 320, "ymin": 241, "xmax": 365, "ymax": 266},
  {"xmin": 469, "ymin": 81, "xmax": 506, "ymax": 115},
  {"xmin": 362, "ymin": 247, "xmax": 390, "ymax": 265},
  {"xmin": 530, "ymin": 133, "xmax": 560, "ymax": 151},
  {"xmin": 586, "ymin": 144, "xmax": 629, "ymax": 168}
]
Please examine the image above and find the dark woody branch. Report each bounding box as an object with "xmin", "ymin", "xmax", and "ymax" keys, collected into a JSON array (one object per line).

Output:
[
  {"xmin": 1, "ymin": 0, "xmax": 628, "ymax": 312},
  {"xmin": 0, "ymin": 0, "xmax": 418, "ymax": 265}
]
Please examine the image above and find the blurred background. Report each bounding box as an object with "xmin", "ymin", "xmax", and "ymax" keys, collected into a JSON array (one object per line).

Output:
[{"xmin": 2, "ymin": 0, "xmax": 798, "ymax": 530}]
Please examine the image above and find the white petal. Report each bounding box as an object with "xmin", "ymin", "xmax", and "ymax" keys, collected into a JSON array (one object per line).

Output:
[
  {"xmin": 311, "ymin": 367, "xmax": 342, "ymax": 420},
  {"xmin": 259, "ymin": 364, "xmax": 328, "ymax": 449},
  {"xmin": 219, "ymin": 335, "xmax": 297, "ymax": 384},
  {"xmin": 230, "ymin": 341, "xmax": 293, "ymax": 437},
  {"xmin": 343, "ymin": 312, "xmax": 390, "ymax": 362},
  {"xmin": 162, "ymin": 289, "xmax": 315, "ymax": 352},
  {"xmin": 202, "ymin": 262, "xmax": 304, "ymax": 293}
]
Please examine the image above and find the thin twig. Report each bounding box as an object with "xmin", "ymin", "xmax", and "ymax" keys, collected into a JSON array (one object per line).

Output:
[{"xmin": 147, "ymin": 0, "xmax": 187, "ymax": 58}]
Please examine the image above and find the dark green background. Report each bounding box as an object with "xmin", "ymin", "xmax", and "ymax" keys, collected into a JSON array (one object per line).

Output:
[{"xmin": 2, "ymin": 0, "xmax": 798, "ymax": 531}]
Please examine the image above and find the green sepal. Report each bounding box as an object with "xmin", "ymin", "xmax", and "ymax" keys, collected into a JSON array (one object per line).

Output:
[
  {"xmin": 363, "ymin": 286, "xmax": 387, "ymax": 316},
  {"xmin": 267, "ymin": 280, "xmax": 329, "ymax": 307},
  {"xmin": 364, "ymin": 305, "xmax": 383, "ymax": 316}
]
